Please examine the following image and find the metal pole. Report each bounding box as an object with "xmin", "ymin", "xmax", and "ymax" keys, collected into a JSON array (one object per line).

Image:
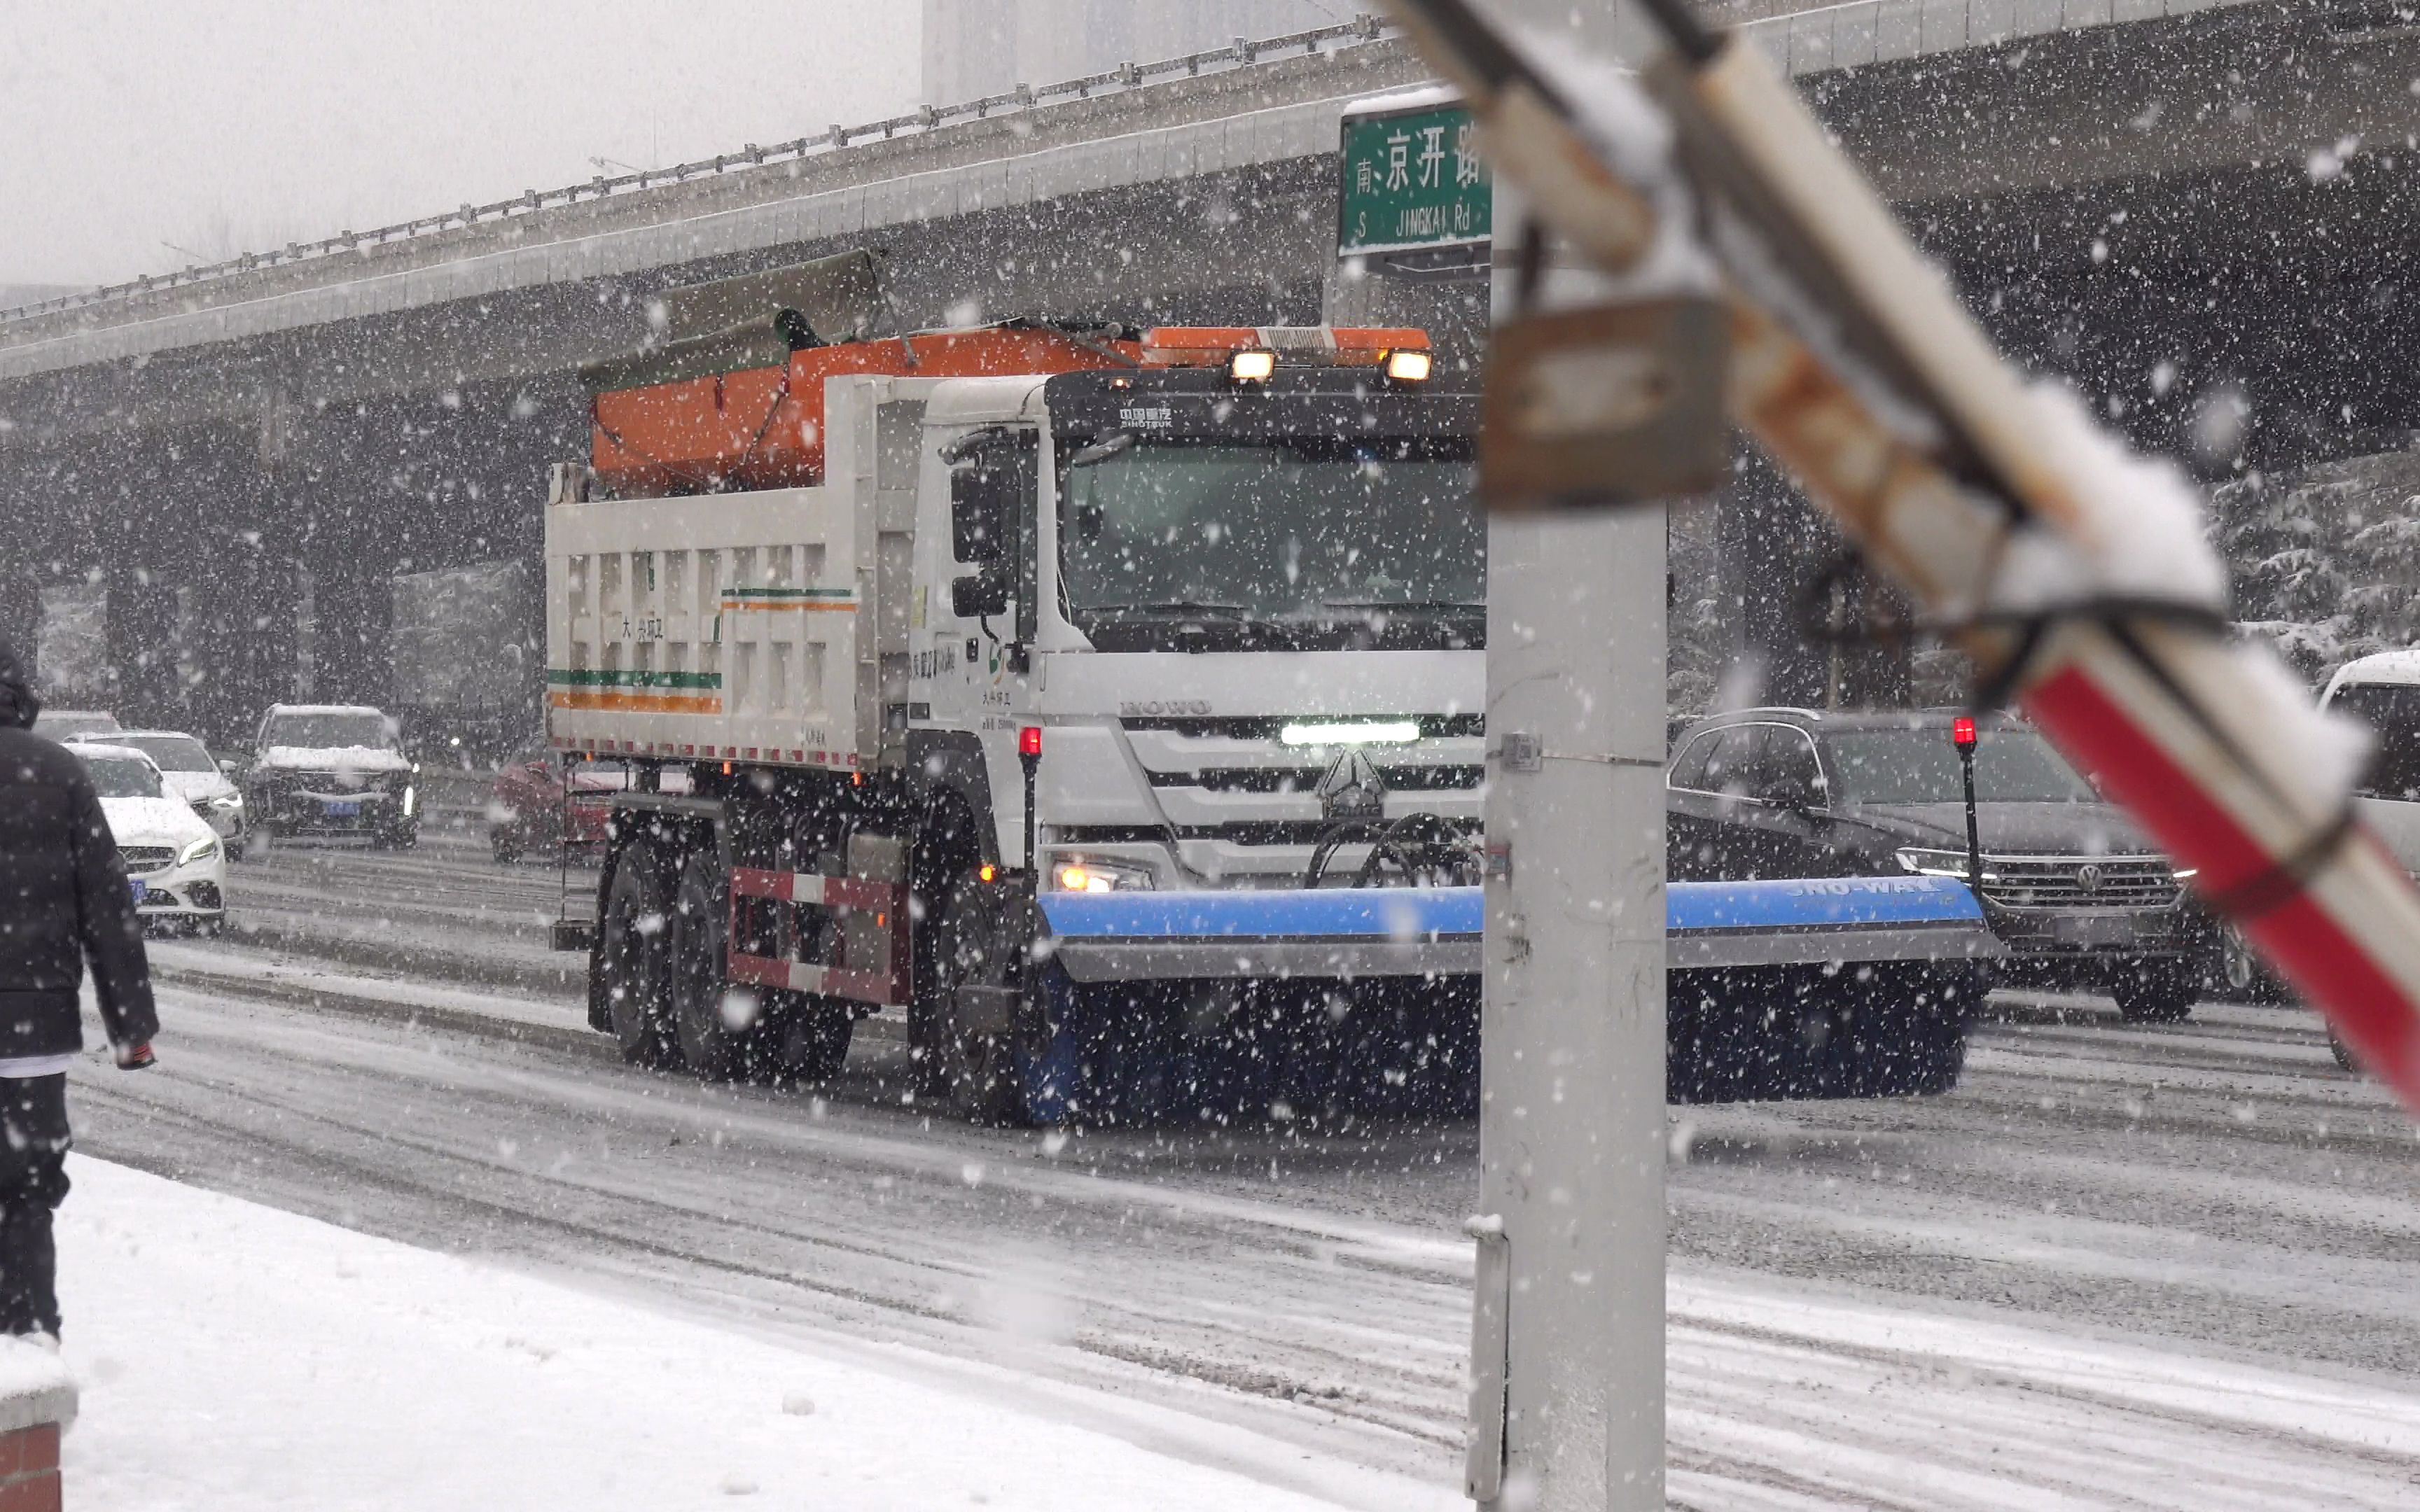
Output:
[
  {"xmin": 1473, "ymin": 148, "xmax": 1668, "ymax": 1512},
  {"xmin": 1956, "ymin": 718, "xmax": 1983, "ymax": 899},
  {"xmin": 1018, "ymin": 727, "xmax": 1042, "ymax": 888}
]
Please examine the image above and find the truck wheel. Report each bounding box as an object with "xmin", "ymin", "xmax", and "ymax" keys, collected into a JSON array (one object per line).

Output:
[
  {"xmin": 930, "ymin": 868, "xmax": 1040, "ymax": 1124},
  {"xmin": 2330, "ymin": 1026, "xmax": 2362, "ymax": 1074},
  {"xmin": 2113, "ymin": 962, "xmax": 2197, "ymax": 1024},
  {"xmin": 2219, "ymin": 923, "xmax": 2283, "ymax": 1003},
  {"xmin": 669, "ymin": 845, "xmax": 750, "ymax": 1081},
  {"xmin": 599, "ymin": 839, "xmax": 682, "ymax": 1068}
]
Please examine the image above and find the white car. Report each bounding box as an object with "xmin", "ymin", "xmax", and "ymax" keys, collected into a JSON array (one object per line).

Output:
[
  {"xmin": 108, "ymin": 729, "xmax": 249, "ymax": 859},
  {"xmin": 67, "ymin": 743, "xmax": 228, "ymax": 934},
  {"xmin": 32, "ymin": 709, "xmax": 119, "ymax": 742}
]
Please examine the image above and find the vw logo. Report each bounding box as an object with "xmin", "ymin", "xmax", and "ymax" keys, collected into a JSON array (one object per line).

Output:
[{"xmin": 2075, "ymin": 862, "xmax": 2105, "ymax": 895}]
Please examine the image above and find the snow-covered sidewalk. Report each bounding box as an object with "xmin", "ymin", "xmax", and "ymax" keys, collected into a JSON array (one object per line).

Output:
[
  {"xmin": 53, "ymin": 1154, "xmax": 2420, "ymax": 1508},
  {"xmin": 55, "ymin": 1157, "xmax": 1451, "ymax": 1511}
]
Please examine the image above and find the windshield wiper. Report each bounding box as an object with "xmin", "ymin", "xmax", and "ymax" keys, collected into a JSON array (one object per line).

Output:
[
  {"xmin": 1066, "ymin": 432, "xmax": 1138, "ymax": 468},
  {"xmin": 1081, "ymin": 601, "xmax": 1251, "ymax": 619}
]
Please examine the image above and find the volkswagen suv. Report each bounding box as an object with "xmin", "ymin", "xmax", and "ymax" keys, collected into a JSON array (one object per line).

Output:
[{"xmin": 1667, "ymin": 708, "xmax": 2202, "ymax": 1022}]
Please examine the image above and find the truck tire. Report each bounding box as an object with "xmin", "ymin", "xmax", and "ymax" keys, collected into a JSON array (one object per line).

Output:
[
  {"xmin": 928, "ymin": 868, "xmax": 1040, "ymax": 1124},
  {"xmin": 599, "ymin": 839, "xmax": 682, "ymax": 1068},
  {"xmin": 669, "ymin": 844, "xmax": 750, "ymax": 1081},
  {"xmin": 2113, "ymin": 962, "xmax": 2197, "ymax": 1025},
  {"xmin": 2330, "ymin": 1026, "xmax": 2362, "ymax": 1074}
]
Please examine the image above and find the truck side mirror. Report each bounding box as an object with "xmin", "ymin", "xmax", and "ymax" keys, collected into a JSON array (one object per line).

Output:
[
  {"xmin": 951, "ymin": 465, "xmax": 1012, "ymax": 564},
  {"xmin": 952, "ymin": 568, "xmax": 1012, "ymax": 620}
]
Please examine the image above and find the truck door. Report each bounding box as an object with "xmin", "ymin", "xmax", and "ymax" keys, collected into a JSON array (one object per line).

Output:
[{"xmin": 919, "ymin": 426, "xmax": 1040, "ymax": 860}]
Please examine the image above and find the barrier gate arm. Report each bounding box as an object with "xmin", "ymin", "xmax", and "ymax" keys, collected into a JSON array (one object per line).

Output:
[{"xmin": 1382, "ymin": 0, "xmax": 2420, "ymax": 1114}]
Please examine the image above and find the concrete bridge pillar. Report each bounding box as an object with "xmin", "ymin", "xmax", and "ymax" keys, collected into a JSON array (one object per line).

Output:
[
  {"xmin": 101, "ymin": 566, "xmax": 186, "ymax": 730},
  {"xmin": 182, "ymin": 531, "xmax": 300, "ymax": 749},
  {"xmin": 1718, "ymin": 453, "xmax": 1912, "ymax": 710}
]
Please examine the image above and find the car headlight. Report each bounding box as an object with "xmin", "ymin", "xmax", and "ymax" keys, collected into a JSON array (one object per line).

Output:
[
  {"xmin": 1050, "ymin": 856, "xmax": 1155, "ymax": 892},
  {"xmin": 207, "ymin": 792, "xmax": 244, "ymax": 812},
  {"xmin": 1894, "ymin": 847, "xmax": 1986, "ymax": 880},
  {"xmin": 402, "ymin": 785, "xmax": 417, "ymax": 817},
  {"xmin": 179, "ymin": 835, "xmax": 222, "ymax": 867}
]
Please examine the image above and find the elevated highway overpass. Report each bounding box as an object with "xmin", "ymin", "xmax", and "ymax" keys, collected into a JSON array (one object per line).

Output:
[{"xmin": 1, "ymin": 0, "xmax": 2404, "ymax": 735}]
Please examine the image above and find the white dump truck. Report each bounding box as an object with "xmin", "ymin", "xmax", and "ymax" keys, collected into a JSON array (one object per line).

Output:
[{"xmin": 548, "ymin": 258, "xmax": 1996, "ymax": 1124}]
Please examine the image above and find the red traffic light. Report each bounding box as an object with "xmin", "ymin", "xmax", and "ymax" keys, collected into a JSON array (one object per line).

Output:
[
  {"xmin": 1018, "ymin": 726, "xmax": 1043, "ymax": 759},
  {"xmin": 1951, "ymin": 715, "xmax": 1978, "ymax": 752}
]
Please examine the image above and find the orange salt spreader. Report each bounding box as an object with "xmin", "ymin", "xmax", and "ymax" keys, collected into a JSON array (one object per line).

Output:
[{"xmin": 579, "ymin": 253, "xmax": 1430, "ymax": 496}]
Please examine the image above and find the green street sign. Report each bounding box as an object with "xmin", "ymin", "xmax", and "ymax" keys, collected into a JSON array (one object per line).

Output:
[{"xmin": 1337, "ymin": 102, "xmax": 1492, "ymax": 258}]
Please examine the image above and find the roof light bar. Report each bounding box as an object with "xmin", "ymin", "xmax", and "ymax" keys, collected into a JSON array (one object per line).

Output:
[{"xmin": 1229, "ymin": 349, "xmax": 1277, "ymax": 383}]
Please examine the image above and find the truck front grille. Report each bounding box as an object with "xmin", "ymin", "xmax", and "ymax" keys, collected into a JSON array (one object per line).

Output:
[
  {"xmin": 1146, "ymin": 765, "xmax": 1483, "ymax": 794},
  {"xmin": 1981, "ymin": 856, "xmax": 2179, "ymax": 910},
  {"xmin": 1117, "ymin": 713, "xmax": 1484, "ymax": 740}
]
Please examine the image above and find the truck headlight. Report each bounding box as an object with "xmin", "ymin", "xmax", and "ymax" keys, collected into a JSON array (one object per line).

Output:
[
  {"xmin": 1051, "ymin": 857, "xmax": 1155, "ymax": 892},
  {"xmin": 179, "ymin": 836, "xmax": 222, "ymax": 867}
]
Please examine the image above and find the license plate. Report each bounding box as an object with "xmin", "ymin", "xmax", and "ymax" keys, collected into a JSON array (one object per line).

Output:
[
  {"xmin": 2053, "ymin": 914, "xmax": 2132, "ymax": 947},
  {"xmin": 326, "ymin": 801, "xmax": 362, "ymax": 818},
  {"xmin": 129, "ymin": 878, "xmax": 146, "ymax": 904}
]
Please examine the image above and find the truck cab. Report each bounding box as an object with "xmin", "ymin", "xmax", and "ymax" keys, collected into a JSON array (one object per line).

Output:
[
  {"xmin": 910, "ymin": 349, "xmax": 1482, "ymax": 898},
  {"xmin": 2320, "ymin": 651, "xmax": 2420, "ymax": 874}
]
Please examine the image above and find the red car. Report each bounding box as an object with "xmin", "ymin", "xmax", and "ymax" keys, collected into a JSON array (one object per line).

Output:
[{"xmin": 488, "ymin": 753, "xmax": 627, "ymax": 862}]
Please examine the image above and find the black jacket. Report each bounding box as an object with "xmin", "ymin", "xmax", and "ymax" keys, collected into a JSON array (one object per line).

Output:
[{"xmin": 0, "ymin": 642, "xmax": 157, "ymax": 1056}]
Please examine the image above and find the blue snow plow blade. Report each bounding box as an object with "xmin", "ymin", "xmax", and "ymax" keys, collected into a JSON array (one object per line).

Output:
[{"xmin": 1041, "ymin": 875, "xmax": 1998, "ymax": 983}]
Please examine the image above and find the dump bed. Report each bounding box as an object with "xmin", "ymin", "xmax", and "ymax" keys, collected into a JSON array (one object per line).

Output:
[{"xmin": 545, "ymin": 375, "xmax": 925, "ymax": 770}]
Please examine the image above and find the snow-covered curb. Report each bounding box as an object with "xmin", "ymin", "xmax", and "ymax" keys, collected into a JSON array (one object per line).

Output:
[
  {"xmin": 0, "ymin": 1340, "xmax": 73, "ymax": 1437},
  {"xmin": 0, "ymin": 1333, "xmax": 74, "ymax": 1511}
]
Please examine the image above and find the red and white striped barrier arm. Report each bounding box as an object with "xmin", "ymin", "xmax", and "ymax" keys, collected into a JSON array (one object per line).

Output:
[{"xmin": 1384, "ymin": 0, "xmax": 2420, "ymax": 1114}]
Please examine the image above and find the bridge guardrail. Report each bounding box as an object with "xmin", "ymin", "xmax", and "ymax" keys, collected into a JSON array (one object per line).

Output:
[{"xmin": 0, "ymin": 15, "xmax": 1400, "ymax": 328}]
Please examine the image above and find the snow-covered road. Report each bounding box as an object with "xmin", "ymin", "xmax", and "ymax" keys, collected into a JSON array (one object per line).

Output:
[{"xmin": 71, "ymin": 834, "xmax": 2420, "ymax": 1506}]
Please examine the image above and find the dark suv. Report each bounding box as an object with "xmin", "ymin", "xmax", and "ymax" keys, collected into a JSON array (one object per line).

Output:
[{"xmin": 1667, "ymin": 708, "xmax": 2201, "ymax": 1022}]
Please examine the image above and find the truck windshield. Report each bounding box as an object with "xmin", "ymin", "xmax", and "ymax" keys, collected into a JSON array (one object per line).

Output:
[
  {"xmin": 2330, "ymin": 682, "xmax": 2420, "ymax": 799},
  {"xmin": 1057, "ymin": 436, "xmax": 1479, "ymax": 645},
  {"xmin": 1821, "ymin": 729, "xmax": 2097, "ymax": 805},
  {"xmin": 263, "ymin": 713, "xmax": 396, "ymax": 750}
]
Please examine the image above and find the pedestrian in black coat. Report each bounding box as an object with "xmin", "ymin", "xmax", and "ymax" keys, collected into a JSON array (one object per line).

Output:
[{"xmin": 0, "ymin": 638, "xmax": 158, "ymax": 1339}]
